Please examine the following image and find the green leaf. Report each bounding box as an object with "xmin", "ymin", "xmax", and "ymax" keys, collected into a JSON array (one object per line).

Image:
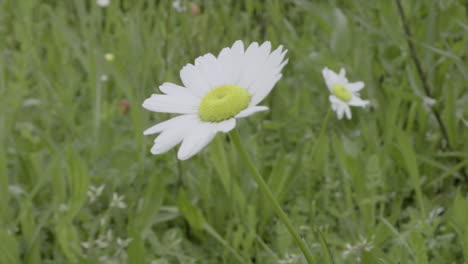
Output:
[
  {"xmin": 0, "ymin": 230, "xmax": 20, "ymax": 264},
  {"xmin": 177, "ymin": 189, "xmax": 206, "ymax": 232}
]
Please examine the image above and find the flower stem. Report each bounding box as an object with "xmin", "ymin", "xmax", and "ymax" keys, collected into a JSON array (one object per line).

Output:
[{"xmin": 229, "ymin": 129, "xmax": 315, "ymax": 264}]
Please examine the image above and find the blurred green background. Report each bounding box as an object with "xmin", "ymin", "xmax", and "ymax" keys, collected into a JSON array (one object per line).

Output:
[{"xmin": 1, "ymin": 0, "xmax": 467, "ymax": 263}]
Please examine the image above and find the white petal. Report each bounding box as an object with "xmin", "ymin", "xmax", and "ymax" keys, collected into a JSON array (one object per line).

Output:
[
  {"xmin": 322, "ymin": 67, "xmax": 350, "ymax": 90},
  {"xmin": 329, "ymin": 97, "xmax": 340, "ymax": 112},
  {"xmin": 339, "ymin": 68, "xmax": 346, "ymax": 78},
  {"xmin": 150, "ymin": 128, "xmax": 186, "ymax": 155},
  {"xmin": 142, "ymin": 93, "xmax": 199, "ymax": 114},
  {"xmin": 322, "ymin": 67, "xmax": 338, "ymax": 90},
  {"xmin": 143, "ymin": 114, "xmax": 198, "ymax": 135},
  {"xmin": 194, "ymin": 53, "xmax": 225, "ymax": 90},
  {"xmin": 177, "ymin": 122, "xmax": 217, "ymax": 160},
  {"xmin": 214, "ymin": 118, "xmax": 236, "ymax": 133},
  {"xmin": 238, "ymin": 42, "xmax": 272, "ymax": 89},
  {"xmin": 347, "ymin": 81, "xmax": 365, "ymax": 92},
  {"xmin": 231, "ymin": 40, "xmax": 245, "ymax": 54},
  {"xmin": 247, "ymin": 46, "xmax": 288, "ymax": 105},
  {"xmin": 180, "ymin": 64, "xmax": 210, "ymax": 96},
  {"xmin": 218, "ymin": 41, "xmax": 244, "ymax": 57},
  {"xmin": 159, "ymin": 82, "xmax": 201, "ymax": 98},
  {"xmin": 329, "ymin": 96, "xmax": 348, "ymax": 120},
  {"xmin": 235, "ymin": 106, "xmax": 269, "ymax": 118},
  {"xmin": 329, "ymin": 95, "xmax": 340, "ymax": 104},
  {"xmin": 217, "ymin": 48, "xmax": 242, "ymax": 85},
  {"xmin": 215, "ymin": 41, "xmax": 247, "ymax": 86},
  {"xmin": 344, "ymin": 106, "xmax": 352, "ymax": 119},
  {"xmin": 348, "ymin": 96, "xmax": 369, "ymax": 107},
  {"xmin": 336, "ymin": 106, "xmax": 345, "ymax": 120},
  {"xmin": 218, "ymin": 47, "xmax": 231, "ymax": 58},
  {"xmin": 249, "ymin": 74, "xmax": 282, "ymax": 106},
  {"xmin": 330, "ymin": 101, "xmax": 339, "ymax": 111}
]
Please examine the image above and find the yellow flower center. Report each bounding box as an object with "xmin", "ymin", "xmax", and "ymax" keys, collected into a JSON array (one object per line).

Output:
[
  {"xmin": 199, "ymin": 85, "xmax": 250, "ymax": 122},
  {"xmin": 332, "ymin": 84, "xmax": 352, "ymax": 102}
]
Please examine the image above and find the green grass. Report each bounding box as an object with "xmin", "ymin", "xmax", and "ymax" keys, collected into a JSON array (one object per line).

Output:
[{"xmin": 1, "ymin": 0, "xmax": 468, "ymax": 263}]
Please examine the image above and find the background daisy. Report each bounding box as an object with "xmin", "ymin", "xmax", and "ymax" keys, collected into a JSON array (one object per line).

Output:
[{"xmin": 322, "ymin": 67, "xmax": 369, "ymax": 120}]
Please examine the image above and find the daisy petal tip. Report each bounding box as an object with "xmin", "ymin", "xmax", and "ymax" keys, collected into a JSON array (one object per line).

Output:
[
  {"xmin": 281, "ymin": 48, "xmax": 288, "ymax": 57},
  {"xmin": 322, "ymin": 67, "xmax": 331, "ymax": 78},
  {"xmin": 261, "ymin": 41, "xmax": 272, "ymax": 49},
  {"xmin": 232, "ymin": 40, "xmax": 245, "ymax": 52},
  {"xmin": 150, "ymin": 147, "xmax": 159, "ymax": 155},
  {"xmin": 143, "ymin": 125, "xmax": 160, "ymax": 135},
  {"xmin": 176, "ymin": 150, "xmax": 192, "ymax": 161},
  {"xmin": 150, "ymin": 145, "xmax": 163, "ymax": 155},
  {"xmin": 141, "ymin": 100, "xmax": 152, "ymax": 110},
  {"xmin": 339, "ymin": 68, "xmax": 346, "ymax": 76}
]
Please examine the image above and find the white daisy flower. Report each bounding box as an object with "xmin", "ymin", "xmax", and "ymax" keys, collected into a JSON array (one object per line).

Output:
[
  {"xmin": 97, "ymin": 0, "xmax": 110, "ymax": 7},
  {"xmin": 172, "ymin": 0, "xmax": 186, "ymax": 13},
  {"xmin": 423, "ymin": 96, "xmax": 436, "ymax": 107},
  {"xmin": 104, "ymin": 53, "xmax": 115, "ymax": 62},
  {"xmin": 110, "ymin": 193, "xmax": 127, "ymax": 209},
  {"xmin": 322, "ymin": 67, "xmax": 369, "ymax": 120},
  {"xmin": 100, "ymin": 74, "xmax": 109, "ymax": 82},
  {"xmin": 143, "ymin": 40, "xmax": 288, "ymax": 160}
]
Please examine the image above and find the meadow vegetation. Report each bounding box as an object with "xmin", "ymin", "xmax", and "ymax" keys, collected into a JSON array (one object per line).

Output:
[{"xmin": 1, "ymin": 0, "xmax": 468, "ymax": 263}]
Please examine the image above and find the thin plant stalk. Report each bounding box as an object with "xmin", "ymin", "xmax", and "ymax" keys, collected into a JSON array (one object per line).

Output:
[
  {"xmin": 229, "ymin": 129, "xmax": 315, "ymax": 264},
  {"xmin": 394, "ymin": 0, "xmax": 467, "ymax": 180},
  {"xmin": 310, "ymin": 108, "xmax": 335, "ymax": 264}
]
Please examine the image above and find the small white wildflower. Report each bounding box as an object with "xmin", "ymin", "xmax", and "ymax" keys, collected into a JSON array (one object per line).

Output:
[
  {"xmin": 428, "ymin": 206, "xmax": 444, "ymax": 220},
  {"xmin": 110, "ymin": 193, "xmax": 127, "ymax": 209},
  {"xmin": 423, "ymin": 96, "xmax": 436, "ymax": 107},
  {"xmin": 59, "ymin": 204, "xmax": 69, "ymax": 212},
  {"xmin": 342, "ymin": 236, "xmax": 375, "ymax": 263},
  {"xmin": 105, "ymin": 230, "xmax": 113, "ymax": 240},
  {"xmin": 81, "ymin": 240, "xmax": 94, "ymax": 249},
  {"xmin": 116, "ymin": 237, "xmax": 133, "ymax": 248},
  {"xmin": 95, "ymin": 239, "xmax": 109, "ymax": 249},
  {"xmin": 278, "ymin": 253, "xmax": 300, "ymax": 264},
  {"xmin": 97, "ymin": 0, "xmax": 110, "ymax": 7},
  {"xmin": 6, "ymin": 226, "xmax": 19, "ymax": 235},
  {"xmin": 115, "ymin": 237, "xmax": 133, "ymax": 256},
  {"xmin": 343, "ymin": 243, "xmax": 353, "ymax": 256},
  {"xmin": 23, "ymin": 98, "xmax": 41, "ymax": 107},
  {"xmin": 104, "ymin": 53, "xmax": 114, "ymax": 62},
  {"xmin": 100, "ymin": 75, "xmax": 109, "ymax": 82},
  {"xmin": 350, "ymin": 129, "xmax": 361, "ymax": 137},
  {"xmin": 8, "ymin": 185, "xmax": 24, "ymax": 196},
  {"xmin": 87, "ymin": 184, "xmax": 105, "ymax": 203},
  {"xmin": 172, "ymin": 0, "xmax": 186, "ymax": 12},
  {"xmin": 95, "ymin": 230, "xmax": 113, "ymax": 249},
  {"xmin": 460, "ymin": 116, "xmax": 468, "ymax": 127},
  {"xmin": 322, "ymin": 67, "xmax": 369, "ymax": 120}
]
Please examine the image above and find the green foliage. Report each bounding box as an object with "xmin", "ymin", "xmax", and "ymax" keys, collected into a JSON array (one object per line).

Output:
[{"xmin": 1, "ymin": 0, "xmax": 467, "ymax": 263}]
